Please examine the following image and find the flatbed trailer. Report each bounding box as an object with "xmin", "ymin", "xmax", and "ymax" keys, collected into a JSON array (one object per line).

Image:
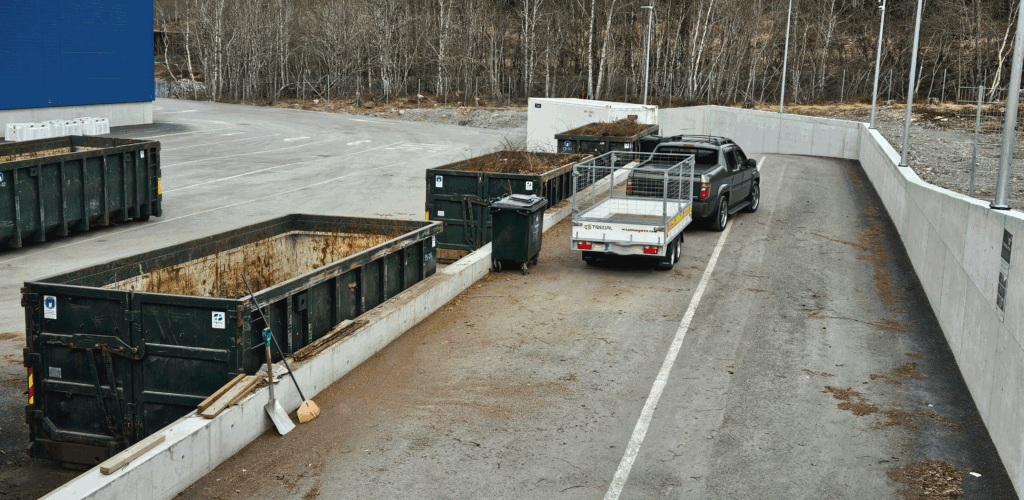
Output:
[{"xmin": 570, "ymin": 152, "xmax": 694, "ymax": 269}]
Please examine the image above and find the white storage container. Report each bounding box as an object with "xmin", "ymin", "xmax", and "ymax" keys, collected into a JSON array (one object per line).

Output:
[
  {"xmin": 92, "ymin": 117, "xmax": 110, "ymax": 135},
  {"xmin": 526, "ymin": 98, "xmax": 658, "ymax": 152},
  {"xmin": 27, "ymin": 123, "xmax": 52, "ymax": 140},
  {"xmin": 5, "ymin": 123, "xmax": 30, "ymax": 141}
]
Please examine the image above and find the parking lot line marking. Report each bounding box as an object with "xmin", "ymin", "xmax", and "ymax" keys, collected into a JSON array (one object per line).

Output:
[
  {"xmin": 136, "ymin": 127, "xmax": 233, "ymax": 139},
  {"xmin": 0, "ymin": 146, "xmax": 467, "ymax": 266},
  {"xmin": 757, "ymin": 156, "xmax": 766, "ymax": 171},
  {"xmin": 283, "ymin": 136, "xmax": 310, "ymax": 142},
  {"xmin": 604, "ymin": 222, "xmax": 734, "ymax": 500},
  {"xmin": 162, "ymin": 137, "xmax": 345, "ymax": 169},
  {"xmin": 162, "ymin": 134, "xmax": 280, "ymax": 152}
]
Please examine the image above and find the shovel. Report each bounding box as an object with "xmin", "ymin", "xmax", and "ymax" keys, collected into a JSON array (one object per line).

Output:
[{"xmin": 263, "ymin": 329, "xmax": 295, "ymax": 436}]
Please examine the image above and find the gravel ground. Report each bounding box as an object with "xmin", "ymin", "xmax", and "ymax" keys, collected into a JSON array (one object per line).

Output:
[
  {"xmin": 388, "ymin": 107, "xmax": 526, "ymax": 133},
  {"xmin": 771, "ymin": 103, "xmax": 1024, "ymax": 211}
]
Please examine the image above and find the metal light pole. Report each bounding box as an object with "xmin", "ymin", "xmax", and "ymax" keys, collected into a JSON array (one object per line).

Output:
[
  {"xmin": 642, "ymin": 6, "xmax": 654, "ymax": 106},
  {"xmin": 779, "ymin": 0, "xmax": 793, "ymax": 113},
  {"xmin": 869, "ymin": 0, "xmax": 887, "ymax": 129},
  {"xmin": 992, "ymin": 0, "xmax": 1024, "ymax": 209},
  {"xmin": 899, "ymin": 0, "xmax": 924, "ymax": 168}
]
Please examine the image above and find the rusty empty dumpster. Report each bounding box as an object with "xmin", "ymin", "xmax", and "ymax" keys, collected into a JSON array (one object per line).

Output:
[
  {"xmin": 1, "ymin": 135, "xmax": 162, "ymax": 248},
  {"xmin": 22, "ymin": 214, "xmax": 440, "ymax": 465}
]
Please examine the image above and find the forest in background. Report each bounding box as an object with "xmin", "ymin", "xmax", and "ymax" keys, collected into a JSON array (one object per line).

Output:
[{"xmin": 154, "ymin": 0, "xmax": 1022, "ymax": 106}]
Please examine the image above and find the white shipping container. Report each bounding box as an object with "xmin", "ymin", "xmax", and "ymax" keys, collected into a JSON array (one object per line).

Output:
[{"xmin": 526, "ymin": 98, "xmax": 658, "ymax": 152}]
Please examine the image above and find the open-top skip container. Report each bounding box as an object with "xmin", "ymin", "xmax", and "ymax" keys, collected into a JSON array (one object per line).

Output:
[{"xmin": 22, "ymin": 214, "xmax": 440, "ymax": 465}]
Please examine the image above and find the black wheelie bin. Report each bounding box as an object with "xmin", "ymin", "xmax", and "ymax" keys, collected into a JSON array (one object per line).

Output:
[{"xmin": 489, "ymin": 194, "xmax": 547, "ymax": 274}]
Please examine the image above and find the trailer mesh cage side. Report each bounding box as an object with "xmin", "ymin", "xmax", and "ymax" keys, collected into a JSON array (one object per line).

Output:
[{"xmin": 572, "ymin": 152, "xmax": 695, "ymax": 227}]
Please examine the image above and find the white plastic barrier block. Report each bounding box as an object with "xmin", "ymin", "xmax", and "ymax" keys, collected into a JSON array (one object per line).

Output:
[
  {"xmin": 93, "ymin": 117, "xmax": 110, "ymax": 135},
  {"xmin": 5, "ymin": 123, "xmax": 30, "ymax": 141},
  {"xmin": 47, "ymin": 119, "xmax": 66, "ymax": 137},
  {"xmin": 64, "ymin": 120, "xmax": 82, "ymax": 136}
]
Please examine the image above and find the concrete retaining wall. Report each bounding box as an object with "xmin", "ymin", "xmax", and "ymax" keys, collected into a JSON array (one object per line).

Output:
[
  {"xmin": 43, "ymin": 205, "xmax": 574, "ymax": 500},
  {"xmin": 662, "ymin": 105, "xmax": 1024, "ymax": 496},
  {"xmin": 0, "ymin": 101, "xmax": 153, "ymax": 131}
]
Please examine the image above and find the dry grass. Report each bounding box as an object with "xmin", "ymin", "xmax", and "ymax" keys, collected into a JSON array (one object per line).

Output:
[
  {"xmin": 440, "ymin": 138, "xmax": 584, "ymax": 174},
  {"xmin": 0, "ymin": 147, "xmax": 72, "ymax": 163},
  {"xmin": 561, "ymin": 116, "xmax": 654, "ymax": 137}
]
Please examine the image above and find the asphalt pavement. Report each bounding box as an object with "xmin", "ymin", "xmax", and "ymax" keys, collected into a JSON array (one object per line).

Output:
[
  {"xmin": 0, "ymin": 99, "xmax": 517, "ymax": 499},
  {"xmin": 181, "ymin": 154, "xmax": 1017, "ymax": 499}
]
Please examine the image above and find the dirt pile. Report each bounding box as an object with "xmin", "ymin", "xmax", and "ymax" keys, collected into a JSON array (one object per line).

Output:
[
  {"xmin": 440, "ymin": 150, "xmax": 584, "ymax": 175},
  {"xmin": 887, "ymin": 460, "xmax": 964, "ymax": 499}
]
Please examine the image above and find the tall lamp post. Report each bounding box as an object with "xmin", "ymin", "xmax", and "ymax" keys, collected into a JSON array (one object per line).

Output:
[
  {"xmin": 642, "ymin": 5, "xmax": 653, "ymax": 106},
  {"xmin": 869, "ymin": 0, "xmax": 887, "ymax": 129},
  {"xmin": 779, "ymin": 0, "xmax": 793, "ymax": 113},
  {"xmin": 898, "ymin": 0, "xmax": 923, "ymax": 168},
  {"xmin": 992, "ymin": 0, "xmax": 1024, "ymax": 209}
]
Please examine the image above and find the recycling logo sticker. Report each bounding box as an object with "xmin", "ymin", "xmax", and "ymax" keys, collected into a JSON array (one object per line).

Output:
[
  {"xmin": 43, "ymin": 296, "xmax": 57, "ymax": 319},
  {"xmin": 564, "ymin": 140, "xmax": 573, "ymax": 151}
]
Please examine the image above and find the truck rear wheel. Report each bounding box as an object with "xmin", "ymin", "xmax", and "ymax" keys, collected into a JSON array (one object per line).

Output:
[{"xmin": 711, "ymin": 197, "xmax": 729, "ymax": 232}]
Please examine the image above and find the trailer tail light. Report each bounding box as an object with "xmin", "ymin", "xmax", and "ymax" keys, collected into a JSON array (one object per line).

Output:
[
  {"xmin": 578, "ymin": 241, "xmax": 593, "ymax": 250},
  {"xmin": 28, "ymin": 368, "xmax": 33, "ymax": 405},
  {"xmin": 643, "ymin": 246, "xmax": 658, "ymax": 254},
  {"xmin": 699, "ymin": 183, "xmax": 710, "ymax": 200},
  {"xmin": 626, "ymin": 179, "xmax": 632, "ymax": 192}
]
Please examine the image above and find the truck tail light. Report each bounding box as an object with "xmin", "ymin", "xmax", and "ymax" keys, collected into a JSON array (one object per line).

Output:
[
  {"xmin": 28, "ymin": 368, "xmax": 33, "ymax": 405},
  {"xmin": 699, "ymin": 183, "xmax": 710, "ymax": 200},
  {"xmin": 578, "ymin": 241, "xmax": 593, "ymax": 250},
  {"xmin": 643, "ymin": 246, "xmax": 658, "ymax": 254}
]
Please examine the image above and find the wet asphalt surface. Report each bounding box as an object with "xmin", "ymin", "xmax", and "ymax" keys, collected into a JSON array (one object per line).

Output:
[
  {"xmin": 0, "ymin": 99, "xmax": 516, "ymax": 499},
  {"xmin": 181, "ymin": 154, "xmax": 1016, "ymax": 499}
]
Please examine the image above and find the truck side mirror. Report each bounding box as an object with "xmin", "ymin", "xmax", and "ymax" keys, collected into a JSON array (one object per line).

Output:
[{"xmin": 746, "ymin": 158, "xmax": 757, "ymax": 169}]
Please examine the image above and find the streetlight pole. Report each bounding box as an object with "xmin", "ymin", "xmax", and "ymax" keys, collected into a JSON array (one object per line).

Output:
[
  {"xmin": 642, "ymin": 5, "xmax": 653, "ymax": 106},
  {"xmin": 992, "ymin": 0, "xmax": 1024, "ymax": 209},
  {"xmin": 779, "ymin": 0, "xmax": 793, "ymax": 113},
  {"xmin": 899, "ymin": 0, "xmax": 923, "ymax": 168},
  {"xmin": 869, "ymin": 0, "xmax": 887, "ymax": 129}
]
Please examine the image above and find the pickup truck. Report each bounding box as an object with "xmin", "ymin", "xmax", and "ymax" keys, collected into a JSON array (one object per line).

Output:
[
  {"xmin": 570, "ymin": 151, "xmax": 694, "ymax": 270},
  {"xmin": 635, "ymin": 135, "xmax": 760, "ymax": 230}
]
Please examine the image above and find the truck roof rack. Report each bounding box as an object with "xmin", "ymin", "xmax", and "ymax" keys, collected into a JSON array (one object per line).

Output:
[{"xmin": 659, "ymin": 135, "xmax": 735, "ymax": 147}]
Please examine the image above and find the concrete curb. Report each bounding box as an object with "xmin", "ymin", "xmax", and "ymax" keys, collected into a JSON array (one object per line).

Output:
[{"xmin": 43, "ymin": 207, "xmax": 575, "ymax": 500}]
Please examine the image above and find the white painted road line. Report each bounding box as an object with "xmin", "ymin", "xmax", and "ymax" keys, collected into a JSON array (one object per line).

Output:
[
  {"xmin": 284, "ymin": 136, "xmax": 310, "ymax": 142},
  {"xmin": 162, "ymin": 134, "xmax": 280, "ymax": 152},
  {"xmin": 757, "ymin": 156, "xmax": 766, "ymax": 171},
  {"xmin": 136, "ymin": 127, "xmax": 232, "ymax": 139},
  {"xmin": 604, "ymin": 221, "xmax": 734, "ymax": 500},
  {"xmin": 162, "ymin": 137, "xmax": 344, "ymax": 169}
]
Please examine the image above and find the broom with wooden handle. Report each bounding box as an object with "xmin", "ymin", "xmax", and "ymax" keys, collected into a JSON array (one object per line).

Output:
[{"xmin": 241, "ymin": 273, "xmax": 321, "ymax": 423}]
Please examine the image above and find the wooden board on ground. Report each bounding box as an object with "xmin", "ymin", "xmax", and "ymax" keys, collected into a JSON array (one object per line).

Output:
[
  {"xmin": 196, "ymin": 373, "xmax": 246, "ymax": 413},
  {"xmin": 199, "ymin": 375, "xmax": 260, "ymax": 419},
  {"xmin": 99, "ymin": 433, "xmax": 165, "ymax": 475}
]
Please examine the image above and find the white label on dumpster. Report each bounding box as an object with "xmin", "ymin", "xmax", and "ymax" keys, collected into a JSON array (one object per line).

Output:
[
  {"xmin": 432, "ymin": 236, "xmax": 436, "ymax": 248},
  {"xmin": 437, "ymin": 210, "xmax": 445, "ymax": 217},
  {"xmin": 435, "ymin": 175, "xmax": 443, "ymax": 188},
  {"xmin": 49, "ymin": 366, "xmax": 61, "ymax": 379},
  {"xmin": 525, "ymin": 181, "xmax": 533, "ymax": 191},
  {"xmin": 43, "ymin": 296, "xmax": 57, "ymax": 319},
  {"xmin": 140, "ymin": 151, "xmax": 145, "ymax": 158},
  {"xmin": 212, "ymin": 311, "xmax": 226, "ymax": 329}
]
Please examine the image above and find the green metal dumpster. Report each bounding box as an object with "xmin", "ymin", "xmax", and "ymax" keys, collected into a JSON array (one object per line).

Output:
[
  {"xmin": 1, "ymin": 136, "xmax": 162, "ymax": 248},
  {"xmin": 426, "ymin": 151, "xmax": 582, "ymax": 254},
  {"xmin": 22, "ymin": 214, "xmax": 440, "ymax": 465},
  {"xmin": 489, "ymin": 194, "xmax": 547, "ymax": 275},
  {"xmin": 555, "ymin": 120, "xmax": 658, "ymax": 156}
]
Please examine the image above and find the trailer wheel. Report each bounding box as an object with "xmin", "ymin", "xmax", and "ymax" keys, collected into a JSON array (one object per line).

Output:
[
  {"xmin": 658, "ymin": 239, "xmax": 679, "ymax": 270},
  {"xmin": 711, "ymin": 197, "xmax": 729, "ymax": 232}
]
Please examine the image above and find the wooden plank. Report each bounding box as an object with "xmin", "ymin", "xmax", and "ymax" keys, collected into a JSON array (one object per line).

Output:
[
  {"xmin": 199, "ymin": 376, "xmax": 259, "ymax": 419},
  {"xmin": 292, "ymin": 319, "xmax": 367, "ymax": 362},
  {"xmin": 99, "ymin": 433, "xmax": 165, "ymax": 475},
  {"xmin": 196, "ymin": 373, "xmax": 246, "ymax": 413}
]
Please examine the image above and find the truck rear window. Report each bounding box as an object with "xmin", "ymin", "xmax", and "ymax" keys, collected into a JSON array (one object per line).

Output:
[{"xmin": 655, "ymin": 147, "xmax": 718, "ymax": 166}]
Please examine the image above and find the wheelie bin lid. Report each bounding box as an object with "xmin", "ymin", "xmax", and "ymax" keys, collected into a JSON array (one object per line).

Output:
[{"xmin": 490, "ymin": 194, "xmax": 548, "ymax": 213}]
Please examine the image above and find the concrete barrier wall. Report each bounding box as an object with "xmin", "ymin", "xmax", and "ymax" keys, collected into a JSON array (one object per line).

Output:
[
  {"xmin": 0, "ymin": 101, "xmax": 153, "ymax": 131},
  {"xmin": 661, "ymin": 105, "xmax": 1024, "ymax": 496}
]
